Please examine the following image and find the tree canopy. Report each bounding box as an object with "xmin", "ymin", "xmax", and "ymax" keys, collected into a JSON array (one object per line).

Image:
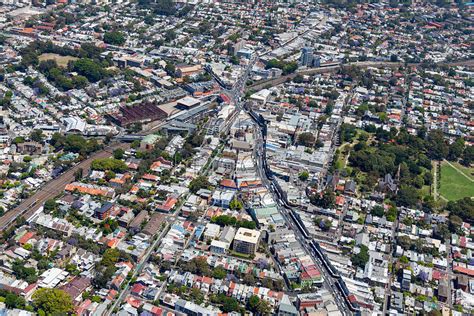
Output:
[
  {"xmin": 51, "ymin": 133, "xmax": 101, "ymax": 156},
  {"xmin": 32, "ymin": 288, "xmax": 74, "ymax": 315},
  {"xmin": 310, "ymin": 189, "xmax": 336, "ymax": 209},
  {"xmin": 103, "ymin": 31, "xmax": 126, "ymax": 46},
  {"xmin": 248, "ymin": 295, "xmax": 271, "ymax": 314},
  {"xmin": 447, "ymin": 198, "xmax": 474, "ymax": 224},
  {"xmin": 265, "ymin": 59, "xmax": 298, "ymax": 75},
  {"xmin": 352, "ymin": 244, "xmax": 369, "ymax": 269},
  {"xmin": 210, "ymin": 215, "xmax": 256, "ymax": 229},
  {"xmin": 297, "ymin": 132, "xmax": 316, "ymax": 147},
  {"xmin": 189, "ymin": 176, "xmax": 211, "ymax": 193},
  {"xmin": 91, "ymin": 158, "xmax": 128, "ymax": 173}
]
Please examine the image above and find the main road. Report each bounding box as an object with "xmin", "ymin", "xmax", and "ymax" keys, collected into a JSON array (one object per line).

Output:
[
  {"xmin": 0, "ymin": 142, "xmax": 129, "ymax": 233},
  {"xmin": 104, "ymin": 56, "xmax": 255, "ymax": 315},
  {"xmin": 251, "ymin": 127, "xmax": 350, "ymax": 315}
]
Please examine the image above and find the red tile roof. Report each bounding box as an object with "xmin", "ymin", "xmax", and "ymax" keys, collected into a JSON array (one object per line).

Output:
[
  {"xmin": 220, "ymin": 179, "xmax": 237, "ymax": 188},
  {"xmin": 19, "ymin": 232, "xmax": 34, "ymax": 245},
  {"xmin": 453, "ymin": 266, "xmax": 474, "ymax": 276}
]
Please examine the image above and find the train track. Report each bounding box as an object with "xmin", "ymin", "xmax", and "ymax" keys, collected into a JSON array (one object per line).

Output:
[{"xmin": 0, "ymin": 142, "xmax": 129, "ymax": 233}]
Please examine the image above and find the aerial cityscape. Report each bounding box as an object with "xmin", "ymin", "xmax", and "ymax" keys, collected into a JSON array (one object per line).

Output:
[{"xmin": 0, "ymin": 0, "xmax": 472, "ymax": 315}]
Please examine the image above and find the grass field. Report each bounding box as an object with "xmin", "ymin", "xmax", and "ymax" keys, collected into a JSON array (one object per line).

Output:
[
  {"xmin": 39, "ymin": 53, "xmax": 77, "ymax": 67},
  {"xmin": 420, "ymin": 185, "xmax": 431, "ymax": 197},
  {"xmin": 439, "ymin": 161, "xmax": 474, "ymax": 201},
  {"xmin": 451, "ymin": 162, "xmax": 474, "ymax": 181}
]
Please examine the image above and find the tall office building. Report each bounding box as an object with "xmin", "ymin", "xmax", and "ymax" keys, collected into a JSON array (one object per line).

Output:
[
  {"xmin": 229, "ymin": 40, "xmax": 245, "ymax": 56},
  {"xmin": 300, "ymin": 47, "xmax": 314, "ymax": 67}
]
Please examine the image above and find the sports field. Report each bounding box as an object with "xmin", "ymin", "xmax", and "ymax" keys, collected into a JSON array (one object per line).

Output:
[
  {"xmin": 439, "ymin": 161, "xmax": 474, "ymax": 201},
  {"xmin": 39, "ymin": 53, "xmax": 78, "ymax": 67}
]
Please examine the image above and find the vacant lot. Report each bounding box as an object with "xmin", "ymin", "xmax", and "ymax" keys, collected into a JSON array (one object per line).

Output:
[
  {"xmin": 39, "ymin": 53, "xmax": 77, "ymax": 67},
  {"xmin": 440, "ymin": 161, "xmax": 474, "ymax": 201}
]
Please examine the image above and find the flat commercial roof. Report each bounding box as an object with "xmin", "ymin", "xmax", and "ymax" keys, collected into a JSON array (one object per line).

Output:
[
  {"xmin": 177, "ymin": 96, "xmax": 201, "ymax": 108},
  {"xmin": 234, "ymin": 227, "xmax": 260, "ymax": 244}
]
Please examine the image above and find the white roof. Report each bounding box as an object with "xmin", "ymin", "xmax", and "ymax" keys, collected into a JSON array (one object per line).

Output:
[
  {"xmin": 210, "ymin": 240, "xmax": 229, "ymax": 249},
  {"xmin": 234, "ymin": 227, "xmax": 261, "ymax": 244},
  {"xmin": 39, "ymin": 268, "xmax": 69, "ymax": 288},
  {"xmin": 63, "ymin": 117, "xmax": 86, "ymax": 133},
  {"xmin": 205, "ymin": 223, "xmax": 221, "ymax": 237},
  {"xmin": 177, "ymin": 96, "xmax": 200, "ymax": 108}
]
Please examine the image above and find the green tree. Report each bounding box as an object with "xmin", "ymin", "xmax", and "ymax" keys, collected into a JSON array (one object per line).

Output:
[
  {"xmin": 188, "ymin": 176, "xmax": 211, "ymax": 193},
  {"xmin": 448, "ymin": 138, "xmax": 465, "ymax": 161},
  {"xmin": 314, "ymin": 217, "xmax": 332, "ymax": 231},
  {"xmin": 340, "ymin": 123, "xmax": 357, "ymax": 142},
  {"xmin": 72, "ymin": 58, "xmax": 108, "ymax": 83},
  {"xmin": 248, "ymin": 295, "xmax": 271, "ymax": 314},
  {"xmin": 12, "ymin": 136, "xmax": 25, "ymax": 144},
  {"xmin": 433, "ymin": 223, "xmax": 450, "ymax": 240},
  {"xmin": 399, "ymin": 255, "xmax": 409, "ymax": 264},
  {"xmin": 461, "ymin": 145, "xmax": 474, "ymax": 166},
  {"xmin": 427, "ymin": 310, "xmax": 442, "ymax": 316},
  {"xmin": 113, "ymin": 148, "xmax": 125, "ymax": 160},
  {"xmin": 43, "ymin": 199, "xmax": 57, "ymax": 213},
  {"xmin": 398, "ymin": 235, "xmax": 412, "ymax": 250},
  {"xmin": 211, "ymin": 294, "xmax": 241, "ymax": 313},
  {"xmin": 310, "ymin": 189, "xmax": 336, "ymax": 209},
  {"xmin": 447, "ymin": 198, "xmax": 474, "ymax": 224},
  {"xmin": 212, "ymin": 266, "xmax": 227, "ymax": 279},
  {"xmin": 248, "ymin": 295, "xmax": 260, "ymax": 313},
  {"xmin": 238, "ymin": 220, "xmax": 256, "ymax": 230},
  {"xmin": 37, "ymin": 259, "xmax": 50, "ymax": 270},
  {"xmin": 74, "ymin": 168, "xmax": 83, "ymax": 181},
  {"xmin": 91, "ymin": 158, "xmax": 127, "ymax": 173},
  {"xmin": 352, "ymin": 245, "xmax": 369, "ymax": 268},
  {"xmin": 103, "ymin": 31, "xmax": 126, "ymax": 45},
  {"xmin": 101, "ymin": 248, "xmax": 120, "ymax": 267},
  {"xmin": 189, "ymin": 288, "xmax": 204, "ymax": 304},
  {"xmin": 65, "ymin": 263, "xmax": 79, "ymax": 275},
  {"xmin": 257, "ymin": 298, "xmax": 271, "ymax": 314},
  {"xmin": 211, "ymin": 215, "xmax": 237, "ymax": 226},
  {"xmin": 297, "ymin": 132, "xmax": 316, "ymax": 147},
  {"xmin": 5, "ymin": 292, "xmax": 25, "ymax": 309},
  {"xmin": 30, "ymin": 129, "xmax": 44, "ymax": 143},
  {"xmin": 229, "ymin": 198, "xmax": 243, "ymax": 210},
  {"xmin": 243, "ymin": 273, "xmax": 256, "ymax": 286},
  {"xmin": 371, "ymin": 205, "xmax": 384, "ymax": 217},
  {"xmin": 12, "ymin": 260, "xmax": 37, "ymax": 283},
  {"xmin": 32, "ymin": 288, "xmax": 74, "ymax": 315},
  {"xmin": 293, "ymin": 74, "xmax": 304, "ymax": 83},
  {"xmin": 396, "ymin": 186, "xmax": 420, "ymax": 208},
  {"xmin": 266, "ymin": 59, "xmax": 298, "ymax": 75},
  {"xmin": 105, "ymin": 170, "xmax": 116, "ymax": 181},
  {"xmin": 426, "ymin": 130, "xmax": 448, "ymax": 160},
  {"xmin": 298, "ymin": 171, "xmax": 309, "ymax": 181},
  {"xmin": 165, "ymin": 62, "xmax": 176, "ymax": 76},
  {"xmin": 131, "ymin": 140, "xmax": 140, "ymax": 149},
  {"xmin": 386, "ymin": 206, "xmax": 398, "ymax": 222}
]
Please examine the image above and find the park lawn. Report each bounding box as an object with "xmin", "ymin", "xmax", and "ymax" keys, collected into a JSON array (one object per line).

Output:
[
  {"xmin": 440, "ymin": 162, "xmax": 474, "ymax": 201},
  {"xmin": 420, "ymin": 185, "xmax": 431, "ymax": 198},
  {"xmin": 335, "ymin": 143, "xmax": 349, "ymax": 170},
  {"xmin": 39, "ymin": 53, "xmax": 78, "ymax": 68},
  {"xmin": 451, "ymin": 162, "xmax": 474, "ymax": 181}
]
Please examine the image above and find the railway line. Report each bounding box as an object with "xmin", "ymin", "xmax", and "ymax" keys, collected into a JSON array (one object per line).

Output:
[
  {"xmin": 0, "ymin": 142, "xmax": 129, "ymax": 233},
  {"xmin": 248, "ymin": 105, "xmax": 361, "ymax": 315}
]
